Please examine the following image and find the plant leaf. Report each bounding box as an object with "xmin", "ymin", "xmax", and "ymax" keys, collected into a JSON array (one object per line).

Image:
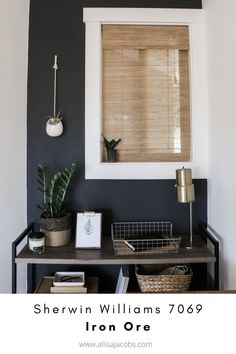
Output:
[{"xmin": 83, "ymin": 218, "xmax": 93, "ymax": 235}]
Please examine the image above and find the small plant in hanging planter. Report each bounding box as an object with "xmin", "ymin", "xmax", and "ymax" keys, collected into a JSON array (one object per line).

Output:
[
  {"xmin": 37, "ymin": 163, "xmax": 78, "ymax": 247},
  {"xmin": 101, "ymin": 134, "xmax": 121, "ymax": 162},
  {"xmin": 46, "ymin": 111, "xmax": 63, "ymax": 137},
  {"xmin": 46, "ymin": 54, "xmax": 64, "ymax": 137}
]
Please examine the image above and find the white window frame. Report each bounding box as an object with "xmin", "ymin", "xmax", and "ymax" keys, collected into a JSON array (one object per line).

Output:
[{"xmin": 84, "ymin": 8, "xmax": 208, "ymax": 179}]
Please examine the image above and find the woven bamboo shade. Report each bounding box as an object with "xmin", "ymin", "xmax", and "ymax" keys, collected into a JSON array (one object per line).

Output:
[{"xmin": 102, "ymin": 25, "xmax": 191, "ymax": 162}]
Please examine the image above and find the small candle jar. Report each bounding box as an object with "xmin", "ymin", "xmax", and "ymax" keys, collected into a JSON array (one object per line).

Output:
[{"xmin": 28, "ymin": 232, "xmax": 45, "ymax": 254}]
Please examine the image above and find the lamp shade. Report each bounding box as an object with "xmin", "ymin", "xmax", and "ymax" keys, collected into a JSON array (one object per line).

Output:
[
  {"xmin": 176, "ymin": 185, "xmax": 195, "ymax": 203},
  {"xmin": 176, "ymin": 167, "xmax": 195, "ymax": 203},
  {"xmin": 176, "ymin": 168, "xmax": 192, "ymax": 186}
]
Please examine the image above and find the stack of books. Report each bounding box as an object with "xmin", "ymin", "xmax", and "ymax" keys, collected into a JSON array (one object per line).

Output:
[
  {"xmin": 35, "ymin": 275, "xmax": 99, "ymax": 294},
  {"xmin": 50, "ymin": 272, "xmax": 87, "ymax": 294}
]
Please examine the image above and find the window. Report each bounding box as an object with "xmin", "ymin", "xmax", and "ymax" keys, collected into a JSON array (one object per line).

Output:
[
  {"xmin": 102, "ymin": 25, "xmax": 190, "ymax": 162},
  {"xmin": 83, "ymin": 8, "xmax": 208, "ymax": 179}
]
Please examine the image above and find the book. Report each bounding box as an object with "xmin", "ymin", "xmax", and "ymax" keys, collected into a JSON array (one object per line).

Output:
[
  {"xmin": 115, "ymin": 266, "xmax": 129, "ymax": 294},
  {"xmin": 50, "ymin": 285, "xmax": 87, "ymax": 293},
  {"xmin": 35, "ymin": 276, "xmax": 99, "ymax": 294}
]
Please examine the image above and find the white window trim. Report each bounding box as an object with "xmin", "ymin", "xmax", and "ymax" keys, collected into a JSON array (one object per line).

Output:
[{"xmin": 84, "ymin": 8, "xmax": 208, "ymax": 179}]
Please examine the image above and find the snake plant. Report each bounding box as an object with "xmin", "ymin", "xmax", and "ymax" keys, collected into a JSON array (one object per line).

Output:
[
  {"xmin": 37, "ymin": 163, "xmax": 77, "ymax": 218},
  {"xmin": 101, "ymin": 134, "xmax": 121, "ymax": 150}
]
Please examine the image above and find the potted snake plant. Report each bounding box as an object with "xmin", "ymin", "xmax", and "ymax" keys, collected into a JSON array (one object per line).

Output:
[
  {"xmin": 101, "ymin": 134, "xmax": 121, "ymax": 162},
  {"xmin": 37, "ymin": 163, "xmax": 77, "ymax": 247}
]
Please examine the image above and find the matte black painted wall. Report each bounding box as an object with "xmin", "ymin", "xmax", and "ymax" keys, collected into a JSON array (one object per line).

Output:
[{"xmin": 27, "ymin": 0, "xmax": 204, "ymax": 236}]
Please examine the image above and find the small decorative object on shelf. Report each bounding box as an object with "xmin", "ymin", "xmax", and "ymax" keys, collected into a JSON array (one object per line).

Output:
[
  {"xmin": 75, "ymin": 211, "xmax": 102, "ymax": 248},
  {"xmin": 101, "ymin": 134, "xmax": 121, "ymax": 162},
  {"xmin": 51, "ymin": 272, "xmax": 86, "ymax": 293},
  {"xmin": 37, "ymin": 163, "xmax": 78, "ymax": 247},
  {"xmin": 28, "ymin": 232, "xmax": 45, "ymax": 254},
  {"xmin": 53, "ymin": 272, "xmax": 85, "ymax": 287},
  {"xmin": 46, "ymin": 55, "xmax": 64, "ymax": 137}
]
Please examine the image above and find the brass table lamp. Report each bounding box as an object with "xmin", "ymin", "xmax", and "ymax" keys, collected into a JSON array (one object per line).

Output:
[{"xmin": 176, "ymin": 167, "xmax": 195, "ymax": 249}]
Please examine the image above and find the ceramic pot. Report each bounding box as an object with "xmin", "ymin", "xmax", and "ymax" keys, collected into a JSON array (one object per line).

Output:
[
  {"xmin": 46, "ymin": 118, "xmax": 63, "ymax": 137},
  {"xmin": 40, "ymin": 213, "xmax": 72, "ymax": 247},
  {"xmin": 107, "ymin": 149, "xmax": 117, "ymax": 162}
]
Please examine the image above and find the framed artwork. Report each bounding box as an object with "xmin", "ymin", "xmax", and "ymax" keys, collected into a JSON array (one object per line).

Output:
[{"xmin": 75, "ymin": 212, "xmax": 102, "ymax": 248}]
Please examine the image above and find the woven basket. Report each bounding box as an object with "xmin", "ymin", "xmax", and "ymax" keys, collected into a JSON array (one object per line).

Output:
[
  {"xmin": 40, "ymin": 213, "xmax": 72, "ymax": 231},
  {"xmin": 136, "ymin": 264, "xmax": 193, "ymax": 293},
  {"xmin": 40, "ymin": 213, "xmax": 72, "ymax": 247}
]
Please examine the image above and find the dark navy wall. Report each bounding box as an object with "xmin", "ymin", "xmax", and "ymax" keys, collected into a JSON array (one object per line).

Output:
[{"xmin": 27, "ymin": 0, "xmax": 204, "ymax": 237}]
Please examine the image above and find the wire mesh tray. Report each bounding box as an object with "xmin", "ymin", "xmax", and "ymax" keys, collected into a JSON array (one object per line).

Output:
[{"xmin": 111, "ymin": 221, "xmax": 181, "ymax": 256}]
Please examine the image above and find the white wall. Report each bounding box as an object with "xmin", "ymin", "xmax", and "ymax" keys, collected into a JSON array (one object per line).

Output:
[
  {"xmin": 0, "ymin": 0, "xmax": 29, "ymax": 292},
  {"xmin": 204, "ymin": 0, "xmax": 236, "ymax": 289}
]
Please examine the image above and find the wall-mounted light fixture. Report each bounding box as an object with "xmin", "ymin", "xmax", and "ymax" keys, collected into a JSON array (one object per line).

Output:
[
  {"xmin": 175, "ymin": 167, "xmax": 196, "ymax": 249},
  {"xmin": 46, "ymin": 55, "xmax": 63, "ymax": 137}
]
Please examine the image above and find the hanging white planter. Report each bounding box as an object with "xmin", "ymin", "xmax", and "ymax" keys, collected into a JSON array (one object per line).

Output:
[
  {"xmin": 46, "ymin": 55, "xmax": 64, "ymax": 137},
  {"xmin": 46, "ymin": 115, "xmax": 63, "ymax": 137}
]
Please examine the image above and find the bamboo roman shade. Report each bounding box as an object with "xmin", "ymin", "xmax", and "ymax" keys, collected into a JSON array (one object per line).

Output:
[
  {"xmin": 102, "ymin": 25, "xmax": 189, "ymax": 50},
  {"xmin": 102, "ymin": 25, "xmax": 191, "ymax": 162}
]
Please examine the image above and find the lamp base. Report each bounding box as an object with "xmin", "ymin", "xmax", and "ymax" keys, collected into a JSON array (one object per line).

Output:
[
  {"xmin": 183, "ymin": 235, "xmax": 201, "ymax": 249},
  {"xmin": 185, "ymin": 244, "xmax": 198, "ymax": 250}
]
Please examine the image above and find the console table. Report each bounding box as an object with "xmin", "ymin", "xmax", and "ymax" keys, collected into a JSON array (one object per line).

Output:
[{"xmin": 12, "ymin": 223, "xmax": 219, "ymax": 293}]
